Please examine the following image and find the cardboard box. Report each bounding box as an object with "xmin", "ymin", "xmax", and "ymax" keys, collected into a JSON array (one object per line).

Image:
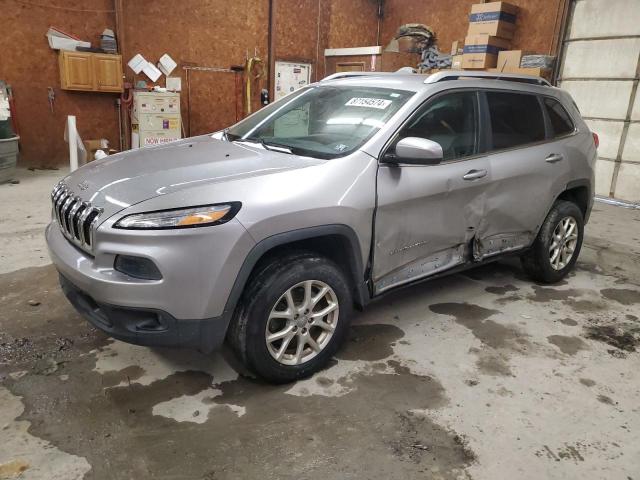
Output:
[
  {"xmin": 468, "ymin": 1, "xmax": 518, "ymax": 39},
  {"xmin": 83, "ymin": 139, "xmax": 110, "ymax": 161},
  {"xmin": 451, "ymin": 54, "xmax": 463, "ymax": 70},
  {"xmin": 496, "ymin": 50, "xmax": 532, "ymax": 70},
  {"xmin": 463, "ymin": 35, "xmax": 511, "ymax": 69},
  {"xmin": 488, "ymin": 66, "xmax": 552, "ymax": 81}
]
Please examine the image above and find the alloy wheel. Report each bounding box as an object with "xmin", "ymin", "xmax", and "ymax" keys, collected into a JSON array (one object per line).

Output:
[
  {"xmin": 549, "ymin": 216, "xmax": 578, "ymax": 270},
  {"xmin": 265, "ymin": 280, "xmax": 339, "ymax": 365}
]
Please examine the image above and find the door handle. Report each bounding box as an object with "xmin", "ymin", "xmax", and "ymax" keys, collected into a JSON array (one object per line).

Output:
[
  {"xmin": 463, "ymin": 169, "xmax": 487, "ymax": 180},
  {"xmin": 545, "ymin": 153, "xmax": 564, "ymax": 163}
]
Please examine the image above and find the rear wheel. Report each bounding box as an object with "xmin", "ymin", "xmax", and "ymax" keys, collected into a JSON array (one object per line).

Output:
[
  {"xmin": 227, "ymin": 252, "xmax": 353, "ymax": 383},
  {"xmin": 520, "ymin": 200, "xmax": 584, "ymax": 283}
]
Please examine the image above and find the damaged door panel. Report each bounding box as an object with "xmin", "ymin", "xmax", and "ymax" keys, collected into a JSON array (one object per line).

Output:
[{"xmin": 472, "ymin": 91, "xmax": 573, "ymax": 260}]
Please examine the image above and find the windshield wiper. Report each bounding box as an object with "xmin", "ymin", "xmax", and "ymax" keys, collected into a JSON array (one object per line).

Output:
[{"xmin": 242, "ymin": 137, "xmax": 293, "ymax": 154}]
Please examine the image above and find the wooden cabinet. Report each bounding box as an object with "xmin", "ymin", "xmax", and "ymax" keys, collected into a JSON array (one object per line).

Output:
[{"xmin": 59, "ymin": 51, "xmax": 123, "ymax": 93}]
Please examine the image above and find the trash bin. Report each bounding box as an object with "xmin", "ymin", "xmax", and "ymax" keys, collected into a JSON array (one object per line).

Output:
[{"xmin": 0, "ymin": 135, "xmax": 19, "ymax": 183}]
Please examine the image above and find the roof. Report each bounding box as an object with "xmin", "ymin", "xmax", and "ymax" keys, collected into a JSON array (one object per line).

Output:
[{"xmin": 320, "ymin": 70, "xmax": 552, "ymax": 92}]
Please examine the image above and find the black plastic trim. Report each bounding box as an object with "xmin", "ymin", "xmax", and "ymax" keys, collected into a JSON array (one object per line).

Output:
[{"xmin": 221, "ymin": 224, "xmax": 369, "ymax": 322}]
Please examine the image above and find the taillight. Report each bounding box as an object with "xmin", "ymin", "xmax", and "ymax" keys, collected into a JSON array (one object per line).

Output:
[{"xmin": 592, "ymin": 132, "xmax": 599, "ymax": 149}]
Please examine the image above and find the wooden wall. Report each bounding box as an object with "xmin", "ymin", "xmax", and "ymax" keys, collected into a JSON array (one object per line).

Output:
[
  {"xmin": 3, "ymin": 0, "xmax": 564, "ymax": 167},
  {"xmin": 1, "ymin": 0, "xmax": 120, "ymax": 169}
]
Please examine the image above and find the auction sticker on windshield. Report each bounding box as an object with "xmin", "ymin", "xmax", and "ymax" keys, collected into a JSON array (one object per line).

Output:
[{"xmin": 345, "ymin": 98, "xmax": 393, "ymax": 109}]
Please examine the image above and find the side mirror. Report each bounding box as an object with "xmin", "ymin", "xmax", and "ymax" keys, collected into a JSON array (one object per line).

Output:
[{"xmin": 387, "ymin": 137, "xmax": 443, "ymax": 165}]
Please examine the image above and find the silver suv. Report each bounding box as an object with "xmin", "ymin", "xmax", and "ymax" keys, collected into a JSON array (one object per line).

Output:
[{"xmin": 47, "ymin": 71, "xmax": 596, "ymax": 382}]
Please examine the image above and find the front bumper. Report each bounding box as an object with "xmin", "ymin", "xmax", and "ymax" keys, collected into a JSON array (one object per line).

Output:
[
  {"xmin": 59, "ymin": 273, "xmax": 225, "ymax": 351},
  {"xmin": 46, "ymin": 216, "xmax": 256, "ymax": 351}
]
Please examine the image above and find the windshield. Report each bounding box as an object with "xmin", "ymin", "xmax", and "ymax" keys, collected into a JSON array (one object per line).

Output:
[{"xmin": 226, "ymin": 85, "xmax": 414, "ymax": 159}]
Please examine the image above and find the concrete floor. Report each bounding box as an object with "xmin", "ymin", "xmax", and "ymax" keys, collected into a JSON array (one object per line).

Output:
[{"xmin": 1, "ymin": 167, "xmax": 639, "ymax": 480}]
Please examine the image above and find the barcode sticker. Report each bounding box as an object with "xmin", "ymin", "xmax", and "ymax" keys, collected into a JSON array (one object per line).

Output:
[{"xmin": 345, "ymin": 98, "xmax": 392, "ymax": 109}]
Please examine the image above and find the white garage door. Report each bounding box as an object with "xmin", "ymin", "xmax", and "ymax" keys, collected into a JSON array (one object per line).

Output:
[{"xmin": 558, "ymin": 0, "xmax": 640, "ymax": 203}]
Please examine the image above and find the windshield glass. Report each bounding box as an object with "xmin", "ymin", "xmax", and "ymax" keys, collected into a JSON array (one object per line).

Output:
[{"xmin": 226, "ymin": 85, "xmax": 414, "ymax": 159}]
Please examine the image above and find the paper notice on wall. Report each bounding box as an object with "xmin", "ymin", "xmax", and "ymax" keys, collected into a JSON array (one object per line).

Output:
[
  {"xmin": 158, "ymin": 54, "xmax": 177, "ymax": 76},
  {"xmin": 128, "ymin": 54, "xmax": 148, "ymax": 74},
  {"xmin": 142, "ymin": 62, "xmax": 162, "ymax": 82}
]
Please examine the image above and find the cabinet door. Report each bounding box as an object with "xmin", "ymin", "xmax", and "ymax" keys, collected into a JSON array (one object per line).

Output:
[
  {"xmin": 94, "ymin": 55, "xmax": 123, "ymax": 92},
  {"xmin": 60, "ymin": 52, "xmax": 94, "ymax": 91}
]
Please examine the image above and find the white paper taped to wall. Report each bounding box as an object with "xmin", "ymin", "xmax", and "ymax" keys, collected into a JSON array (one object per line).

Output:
[{"xmin": 128, "ymin": 54, "xmax": 148, "ymax": 74}]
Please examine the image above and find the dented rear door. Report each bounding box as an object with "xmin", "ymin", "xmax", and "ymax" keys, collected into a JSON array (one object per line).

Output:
[{"xmin": 473, "ymin": 90, "xmax": 570, "ymax": 260}]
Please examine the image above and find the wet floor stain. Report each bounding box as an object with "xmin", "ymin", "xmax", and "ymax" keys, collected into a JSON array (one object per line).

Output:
[
  {"xmin": 336, "ymin": 324, "xmax": 405, "ymax": 361},
  {"xmin": 484, "ymin": 284, "xmax": 519, "ymax": 295},
  {"xmin": 529, "ymin": 286, "xmax": 584, "ymax": 303},
  {"xmin": 7, "ymin": 353, "xmax": 476, "ymax": 480},
  {"xmin": 597, "ymin": 394, "xmax": 616, "ymax": 406},
  {"xmin": 600, "ymin": 288, "xmax": 640, "ymax": 306},
  {"xmin": 547, "ymin": 335, "xmax": 589, "ymax": 355},
  {"xmin": 584, "ymin": 323, "xmax": 640, "ymax": 352},
  {"xmin": 559, "ymin": 318, "xmax": 578, "ymax": 326},
  {"xmin": 579, "ymin": 378, "xmax": 596, "ymax": 387},
  {"xmin": 429, "ymin": 302, "xmax": 527, "ymax": 351}
]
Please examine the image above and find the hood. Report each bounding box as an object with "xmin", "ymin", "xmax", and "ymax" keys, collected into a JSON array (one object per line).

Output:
[{"xmin": 62, "ymin": 135, "xmax": 323, "ymax": 216}]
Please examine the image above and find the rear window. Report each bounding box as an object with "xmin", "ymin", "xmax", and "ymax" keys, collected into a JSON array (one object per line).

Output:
[
  {"xmin": 543, "ymin": 97, "xmax": 575, "ymax": 137},
  {"xmin": 486, "ymin": 91, "xmax": 546, "ymax": 150}
]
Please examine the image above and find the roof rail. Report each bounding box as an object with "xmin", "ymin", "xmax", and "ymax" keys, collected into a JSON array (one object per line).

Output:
[
  {"xmin": 321, "ymin": 72, "xmax": 395, "ymax": 82},
  {"xmin": 425, "ymin": 70, "xmax": 552, "ymax": 87}
]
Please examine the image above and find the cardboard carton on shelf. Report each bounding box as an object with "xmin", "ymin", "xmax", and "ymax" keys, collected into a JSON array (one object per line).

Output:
[
  {"xmin": 467, "ymin": 1, "xmax": 519, "ymax": 40},
  {"xmin": 451, "ymin": 54, "xmax": 463, "ymax": 70},
  {"xmin": 496, "ymin": 50, "xmax": 533, "ymax": 70},
  {"xmin": 488, "ymin": 66, "xmax": 552, "ymax": 81},
  {"xmin": 462, "ymin": 34, "xmax": 511, "ymax": 69}
]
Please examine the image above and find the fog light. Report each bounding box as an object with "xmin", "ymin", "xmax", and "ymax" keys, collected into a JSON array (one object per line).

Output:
[{"xmin": 114, "ymin": 255, "xmax": 162, "ymax": 280}]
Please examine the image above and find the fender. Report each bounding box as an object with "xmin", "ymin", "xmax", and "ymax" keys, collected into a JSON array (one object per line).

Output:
[{"xmin": 217, "ymin": 224, "xmax": 370, "ymax": 335}]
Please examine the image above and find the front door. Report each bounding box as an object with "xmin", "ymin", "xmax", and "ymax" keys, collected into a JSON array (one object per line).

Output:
[{"xmin": 373, "ymin": 90, "xmax": 491, "ymax": 294}]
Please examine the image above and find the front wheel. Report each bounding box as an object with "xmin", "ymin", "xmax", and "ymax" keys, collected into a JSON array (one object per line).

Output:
[
  {"xmin": 227, "ymin": 253, "xmax": 353, "ymax": 383},
  {"xmin": 520, "ymin": 200, "xmax": 584, "ymax": 283}
]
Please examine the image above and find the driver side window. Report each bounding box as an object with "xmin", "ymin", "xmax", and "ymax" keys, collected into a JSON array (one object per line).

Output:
[{"xmin": 397, "ymin": 91, "xmax": 478, "ymax": 162}]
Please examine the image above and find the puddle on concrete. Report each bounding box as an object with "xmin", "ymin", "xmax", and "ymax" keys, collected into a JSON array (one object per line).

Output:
[
  {"xmin": 547, "ymin": 335, "xmax": 589, "ymax": 355},
  {"xmin": 336, "ymin": 324, "xmax": 405, "ymax": 361},
  {"xmin": 484, "ymin": 284, "xmax": 519, "ymax": 295},
  {"xmin": 429, "ymin": 303, "xmax": 527, "ymax": 351},
  {"xmin": 529, "ymin": 286, "xmax": 584, "ymax": 303},
  {"xmin": 600, "ymin": 288, "xmax": 640, "ymax": 306}
]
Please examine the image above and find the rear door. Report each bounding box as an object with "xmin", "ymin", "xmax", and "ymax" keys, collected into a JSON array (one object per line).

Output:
[
  {"xmin": 373, "ymin": 90, "xmax": 492, "ymax": 294},
  {"xmin": 474, "ymin": 90, "xmax": 573, "ymax": 259}
]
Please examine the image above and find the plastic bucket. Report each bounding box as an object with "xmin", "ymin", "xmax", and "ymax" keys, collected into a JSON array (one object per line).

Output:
[{"xmin": 0, "ymin": 135, "xmax": 19, "ymax": 183}]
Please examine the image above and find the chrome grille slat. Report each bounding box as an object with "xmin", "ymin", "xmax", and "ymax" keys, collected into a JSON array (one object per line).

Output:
[
  {"xmin": 51, "ymin": 182, "xmax": 102, "ymax": 254},
  {"xmin": 78, "ymin": 205, "xmax": 93, "ymax": 246}
]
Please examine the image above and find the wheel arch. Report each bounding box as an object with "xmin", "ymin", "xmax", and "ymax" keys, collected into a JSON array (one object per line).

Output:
[
  {"xmin": 556, "ymin": 179, "xmax": 592, "ymax": 222},
  {"xmin": 222, "ymin": 225, "xmax": 369, "ymax": 325}
]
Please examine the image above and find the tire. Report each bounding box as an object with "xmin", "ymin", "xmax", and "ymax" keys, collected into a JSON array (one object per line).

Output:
[
  {"xmin": 227, "ymin": 252, "xmax": 353, "ymax": 383},
  {"xmin": 520, "ymin": 200, "xmax": 584, "ymax": 283}
]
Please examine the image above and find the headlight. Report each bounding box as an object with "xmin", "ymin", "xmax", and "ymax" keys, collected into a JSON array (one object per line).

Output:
[{"xmin": 114, "ymin": 202, "xmax": 241, "ymax": 230}]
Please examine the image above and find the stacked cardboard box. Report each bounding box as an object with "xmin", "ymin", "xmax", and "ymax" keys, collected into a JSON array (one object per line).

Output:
[
  {"xmin": 487, "ymin": 50, "xmax": 553, "ymax": 80},
  {"xmin": 462, "ymin": 2, "xmax": 518, "ymax": 70}
]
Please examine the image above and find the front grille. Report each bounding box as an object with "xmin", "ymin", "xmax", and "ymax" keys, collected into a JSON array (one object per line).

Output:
[{"xmin": 51, "ymin": 182, "xmax": 102, "ymax": 253}]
